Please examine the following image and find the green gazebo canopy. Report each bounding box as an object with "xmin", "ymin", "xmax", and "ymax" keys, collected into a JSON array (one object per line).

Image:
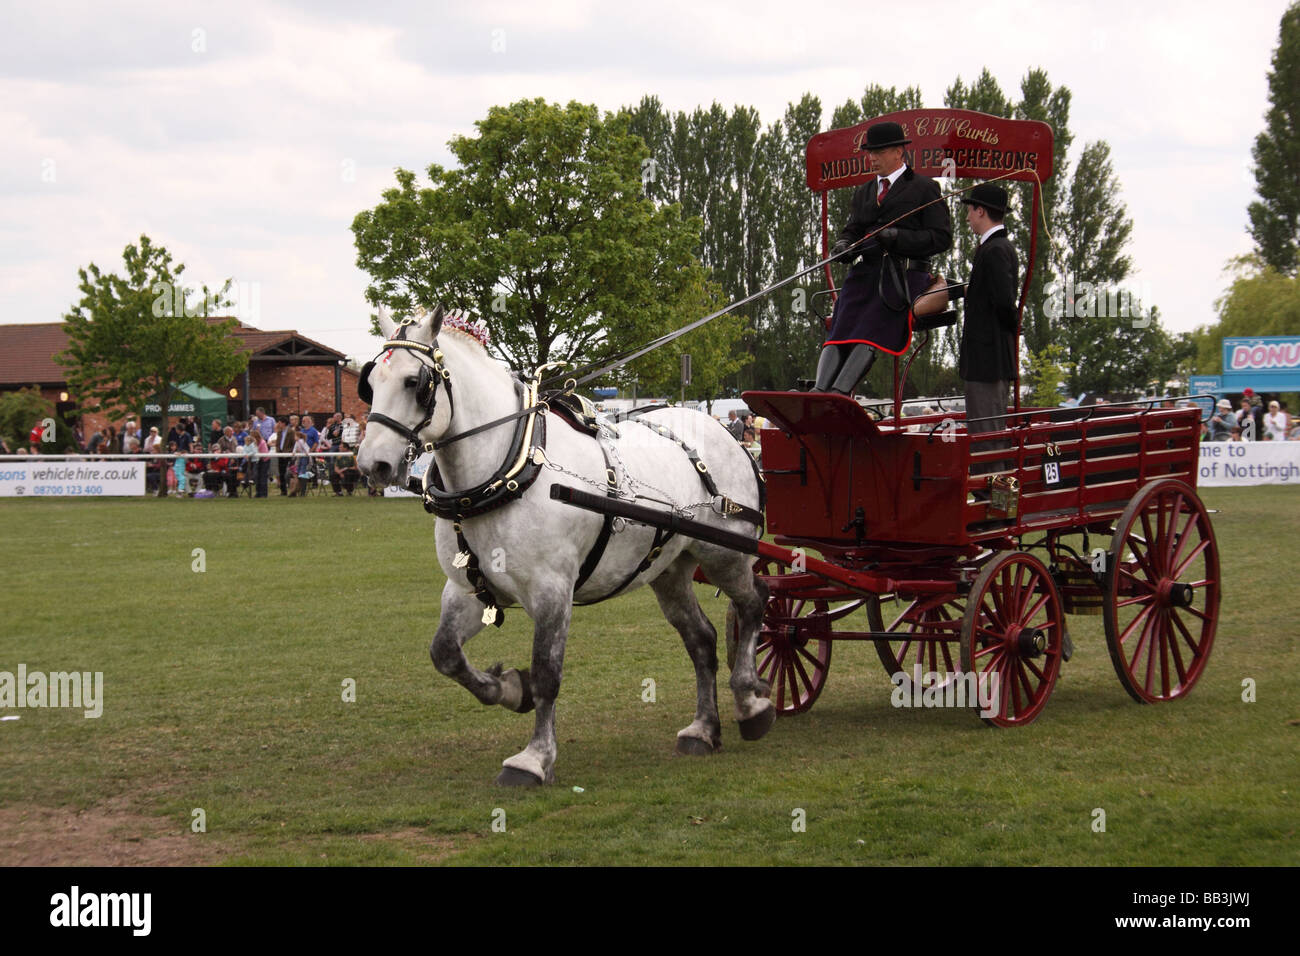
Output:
[{"xmin": 142, "ymin": 382, "xmax": 227, "ymax": 431}]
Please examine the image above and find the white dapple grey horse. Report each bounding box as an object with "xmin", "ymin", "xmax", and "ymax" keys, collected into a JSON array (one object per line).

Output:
[{"xmin": 355, "ymin": 306, "xmax": 773, "ymax": 786}]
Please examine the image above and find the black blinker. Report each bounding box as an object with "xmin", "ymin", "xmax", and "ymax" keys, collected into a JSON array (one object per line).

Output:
[{"xmin": 358, "ymin": 361, "xmax": 375, "ymax": 405}]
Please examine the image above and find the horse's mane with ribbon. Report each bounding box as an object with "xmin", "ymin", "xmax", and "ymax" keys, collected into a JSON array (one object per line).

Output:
[{"xmin": 412, "ymin": 305, "xmax": 490, "ymax": 349}]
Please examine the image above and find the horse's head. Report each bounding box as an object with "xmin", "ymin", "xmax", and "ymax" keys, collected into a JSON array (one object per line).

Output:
[{"xmin": 355, "ymin": 304, "xmax": 453, "ymax": 488}]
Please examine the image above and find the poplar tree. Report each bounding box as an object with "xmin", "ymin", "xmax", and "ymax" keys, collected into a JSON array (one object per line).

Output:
[{"xmin": 1248, "ymin": 2, "xmax": 1300, "ymax": 275}]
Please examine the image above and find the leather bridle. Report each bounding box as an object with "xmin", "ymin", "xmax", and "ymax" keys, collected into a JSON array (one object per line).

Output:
[{"xmin": 359, "ymin": 323, "xmax": 454, "ymax": 464}]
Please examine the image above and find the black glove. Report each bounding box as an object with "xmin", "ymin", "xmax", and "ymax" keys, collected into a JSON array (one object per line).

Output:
[
  {"xmin": 830, "ymin": 239, "xmax": 853, "ymax": 262},
  {"xmin": 876, "ymin": 227, "xmax": 900, "ymax": 252}
]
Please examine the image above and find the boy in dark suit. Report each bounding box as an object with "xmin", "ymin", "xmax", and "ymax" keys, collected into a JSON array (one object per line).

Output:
[
  {"xmin": 816, "ymin": 121, "xmax": 952, "ymax": 393},
  {"xmin": 952, "ymin": 183, "xmax": 1018, "ymax": 437}
]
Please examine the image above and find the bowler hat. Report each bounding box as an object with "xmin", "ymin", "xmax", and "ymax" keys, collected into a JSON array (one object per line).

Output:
[
  {"xmin": 860, "ymin": 121, "xmax": 911, "ymax": 150},
  {"xmin": 961, "ymin": 182, "xmax": 1008, "ymax": 214}
]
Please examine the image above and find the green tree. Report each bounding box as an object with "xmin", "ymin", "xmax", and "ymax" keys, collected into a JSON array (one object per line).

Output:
[
  {"xmin": 0, "ymin": 387, "xmax": 57, "ymax": 453},
  {"xmin": 622, "ymin": 272, "xmax": 750, "ymax": 401},
  {"xmin": 1194, "ymin": 256, "xmax": 1300, "ymax": 371},
  {"xmin": 1014, "ymin": 69, "xmax": 1074, "ymax": 355},
  {"xmin": 755, "ymin": 93, "xmax": 829, "ymax": 390},
  {"xmin": 1248, "ymin": 2, "xmax": 1300, "ymax": 274},
  {"xmin": 1071, "ymin": 306, "xmax": 1193, "ymax": 396},
  {"xmin": 1050, "ymin": 141, "xmax": 1134, "ymax": 395},
  {"xmin": 1025, "ymin": 343, "xmax": 1068, "ymax": 407},
  {"xmin": 56, "ymin": 235, "xmax": 247, "ymax": 494},
  {"xmin": 352, "ymin": 99, "xmax": 738, "ymax": 379}
]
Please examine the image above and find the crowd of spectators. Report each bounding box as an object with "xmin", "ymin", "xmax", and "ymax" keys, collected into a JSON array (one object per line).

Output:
[
  {"xmin": 0, "ymin": 407, "xmax": 374, "ymax": 498},
  {"xmin": 1204, "ymin": 388, "xmax": 1297, "ymax": 442},
  {"xmin": 722, "ymin": 409, "xmax": 763, "ymax": 456}
]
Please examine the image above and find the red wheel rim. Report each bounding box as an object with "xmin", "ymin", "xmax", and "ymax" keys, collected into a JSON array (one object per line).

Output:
[
  {"xmin": 961, "ymin": 552, "xmax": 1063, "ymax": 727},
  {"xmin": 871, "ymin": 594, "xmax": 964, "ymax": 690},
  {"xmin": 1105, "ymin": 480, "xmax": 1219, "ymax": 703}
]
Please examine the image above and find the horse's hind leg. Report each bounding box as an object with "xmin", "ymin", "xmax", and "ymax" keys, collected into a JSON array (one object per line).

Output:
[
  {"xmin": 697, "ymin": 548, "xmax": 774, "ymax": 741},
  {"xmin": 649, "ymin": 555, "xmax": 723, "ymax": 755}
]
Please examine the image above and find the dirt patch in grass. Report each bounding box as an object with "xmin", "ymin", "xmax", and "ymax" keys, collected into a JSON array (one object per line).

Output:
[
  {"xmin": 355, "ymin": 828, "xmax": 480, "ymax": 863},
  {"xmin": 0, "ymin": 799, "xmax": 230, "ymax": 867}
]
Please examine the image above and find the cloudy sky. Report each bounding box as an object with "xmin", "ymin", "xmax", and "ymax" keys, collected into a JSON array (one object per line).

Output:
[{"xmin": 1, "ymin": 0, "xmax": 1290, "ymax": 364}]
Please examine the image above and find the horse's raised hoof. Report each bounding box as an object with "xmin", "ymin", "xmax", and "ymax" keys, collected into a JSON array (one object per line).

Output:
[
  {"xmin": 495, "ymin": 766, "xmax": 546, "ymax": 787},
  {"xmin": 737, "ymin": 703, "xmax": 776, "ymax": 741},
  {"xmin": 498, "ymin": 667, "xmax": 535, "ymax": 713},
  {"xmin": 674, "ymin": 735, "xmax": 719, "ymax": 757}
]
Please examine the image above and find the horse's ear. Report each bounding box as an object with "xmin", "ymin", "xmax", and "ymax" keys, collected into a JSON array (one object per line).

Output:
[
  {"xmin": 428, "ymin": 304, "xmax": 445, "ymax": 339},
  {"xmin": 376, "ymin": 305, "xmax": 396, "ymax": 339}
]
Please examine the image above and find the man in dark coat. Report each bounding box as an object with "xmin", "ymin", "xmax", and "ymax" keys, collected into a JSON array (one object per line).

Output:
[
  {"xmin": 816, "ymin": 121, "xmax": 952, "ymax": 393},
  {"xmin": 952, "ymin": 182, "xmax": 1018, "ymax": 436}
]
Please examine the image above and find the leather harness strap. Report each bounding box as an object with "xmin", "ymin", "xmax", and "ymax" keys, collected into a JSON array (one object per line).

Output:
[{"xmin": 570, "ymin": 408, "xmax": 764, "ymax": 605}]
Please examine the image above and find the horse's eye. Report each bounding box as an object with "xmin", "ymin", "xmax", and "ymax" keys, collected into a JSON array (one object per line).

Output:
[{"xmin": 403, "ymin": 377, "xmax": 419, "ymax": 389}]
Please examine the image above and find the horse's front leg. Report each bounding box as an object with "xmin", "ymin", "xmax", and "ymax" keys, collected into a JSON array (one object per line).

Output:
[
  {"xmin": 429, "ymin": 582, "xmax": 531, "ymax": 711},
  {"xmin": 497, "ymin": 595, "xmax": 572, "ymax": 787}
]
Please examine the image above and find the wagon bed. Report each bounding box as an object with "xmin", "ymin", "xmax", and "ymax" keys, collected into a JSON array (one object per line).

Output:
[{"xmin": 747, "ymin": 391, "xmax": 1201, "ymax": 549}]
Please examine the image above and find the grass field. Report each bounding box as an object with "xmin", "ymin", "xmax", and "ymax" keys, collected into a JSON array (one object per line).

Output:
[{"xmin": 0, "ymin": 486, "xmax": 1296, "ymax": 866}]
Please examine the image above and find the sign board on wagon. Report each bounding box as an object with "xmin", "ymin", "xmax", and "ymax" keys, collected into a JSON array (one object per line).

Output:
[{"xmin": 805, "ymin": 108, "xmax": 1055, "ymax": 192}]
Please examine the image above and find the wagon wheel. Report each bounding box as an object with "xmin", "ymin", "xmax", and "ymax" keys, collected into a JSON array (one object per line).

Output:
[
  {"xmin": 726, "ymin": 557, "xmax": 852, "ymax": 716},
  {"xmin": 960, "ymin": 551, "xmax": 1064, "ymax": 728},
  {"xmin": 867, "ymin": 593, "xmax": 965, "ymax": 690},
  {"xmin": 1104, "ymin": 479, "xmax": 1219, "ymax": 703}
]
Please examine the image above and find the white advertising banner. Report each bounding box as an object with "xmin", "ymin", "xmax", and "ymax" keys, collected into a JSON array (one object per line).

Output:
[
  {"xmin": 0, "ymin": 460, "xmax": 146, "ymax": 497},
  {"xmin": 1199, "ymin": 442, "xmax": 1300, "ymax": 486},
  {"xmin": 383, "ymin": 451, "xmax": 432, "ymax": 498}
]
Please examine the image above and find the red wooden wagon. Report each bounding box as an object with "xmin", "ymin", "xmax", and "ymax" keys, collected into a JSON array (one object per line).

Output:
[{"xmin": 559, "ymin": 109, "xmax": 1219, "ymax": 727}]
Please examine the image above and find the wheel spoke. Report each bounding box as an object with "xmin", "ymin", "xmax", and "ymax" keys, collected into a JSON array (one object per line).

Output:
[
  {"xmin": 1009, "ymin": 661, "xmax": 1024, "ymax": 714},
  {"xmin": 1168, "ymin": 606, "xmax": 1202, "ymax": 657},
  {"xmin": 1022, "ymin": 589, "xmax": 1050, "ymax": 626},
  {"xmin": 998, "ymin": 659, "xmax": 1012, "ymax": 721},
  {"xmin": 1158, "ymin": 612, "xmax": 1171, "ymax": 698},
  {"xmin": 1170, "ymin": 506, "xmax": 1198, "ymax": 569},
  {"xmin": 790, "ymin": 652, "xmax": 812, "ymax": 702},
  {"xmin": 1010, "ymin": 562, "xmax": 1028, "ymax": 618},
  {"xmin": 1118, "ymin": 600, "xmax": 1155, "ymax": 646},
  {"xmin": 1173, "ymin": 538, "xmax": 1210, "ymax": 580},
  {"xmin": 775, "ymin": 656, "xmax": 789, "ymax": 710},
  {"xmin": 888, "ymin": 599, "xmax": 920, "ymax": 632},
  {"xmin": 1127, "ymin": 605, "xmax": 1157, "ymax": 671},
  {"xmin": 1161, "ymin": 495, "xmax": 1181, "ymax": 570},
  {"xmin": 988, "ymin": 580, "xmax": 1008, "ymax": 629},
  {"xmin": 1023, "ymin": 657, "xmax": 1046, "ymax": 682},
  {"xmin": 1166, "ymin": 610, "xmax": 1189, "ymax": 683},
  {"xmin": 1116, "ymin": 565, "xmax": 1156, "ymax": 593},
  {"xmin": 1126, "ymin": 530, "xmax": 1159, "ymax": 582},
  {"xmin": 1141, "ymin": 611, "xmax": 1160, "ymax": 693},
  {"xmin": 795, "ymin": 643, "xmax": 824, "ymax": 673}
]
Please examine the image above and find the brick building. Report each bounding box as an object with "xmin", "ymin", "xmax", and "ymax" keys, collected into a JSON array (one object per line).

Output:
[{"xmin": 0, "ymin": 321, "xmax": 368, "ymax": 445}]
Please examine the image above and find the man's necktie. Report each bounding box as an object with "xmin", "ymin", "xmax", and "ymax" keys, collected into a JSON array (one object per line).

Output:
[{"xmin": 878, "ymin": 177, "xmax": 889, "ymax": 202}]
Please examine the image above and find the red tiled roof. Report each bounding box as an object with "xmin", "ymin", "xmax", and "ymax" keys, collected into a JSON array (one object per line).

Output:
[
  {"xmin": 0, "ymin": 323, "xmax": 73, "ymax": 386},
  {"xmin": 0, "ymin": 320, "xmax": 347, "ymax": 386}
]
